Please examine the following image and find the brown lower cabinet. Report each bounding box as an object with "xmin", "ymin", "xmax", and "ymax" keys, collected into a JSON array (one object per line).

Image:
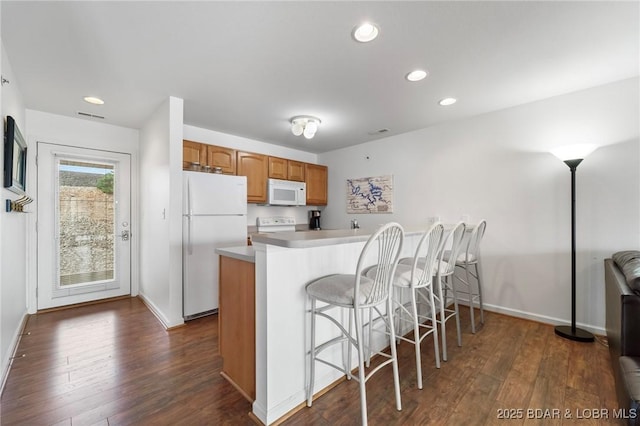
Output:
[{"xmin": 219, "ymin": 255, "xmax": 255, "ymax": 401}]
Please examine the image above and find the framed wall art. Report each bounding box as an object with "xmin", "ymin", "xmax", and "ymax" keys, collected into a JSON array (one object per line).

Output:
[
  {"xmin": 4, "ymin": 116, "xmax": 27, "ymax": 195},
  {"xmin": 346, "ymin": 175, "xmax": 393, "ymax": 214}
]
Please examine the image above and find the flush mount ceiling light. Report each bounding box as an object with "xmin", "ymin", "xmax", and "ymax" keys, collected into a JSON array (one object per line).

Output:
[
  {"xmin": 291, "ymin": 116, "xmax": 321, "ymax": 139},
  {"xmin": 406, "ymin": 70, "xmax": 428, "ymax": 82},
  {"xmin": 83, "ymin": 96, "xmax": 104, "ymax": 105},
  {"xmin": 439, "ymin": 97, "xmax": 457, "ymax": 106},
  {"xmin": 352, "ymin": 22, "xmax": 379, "ymax": 43}
]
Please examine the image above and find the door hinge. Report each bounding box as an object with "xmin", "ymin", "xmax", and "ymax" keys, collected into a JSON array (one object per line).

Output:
[{"xmin": 35, "ymin": 287, "xmax": 38, "ymax": 297}]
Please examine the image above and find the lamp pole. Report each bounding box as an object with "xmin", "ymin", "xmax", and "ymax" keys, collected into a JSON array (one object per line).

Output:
[{"xmin": 554, "ymin": 158, "xmax": 595, "ymax": 342}]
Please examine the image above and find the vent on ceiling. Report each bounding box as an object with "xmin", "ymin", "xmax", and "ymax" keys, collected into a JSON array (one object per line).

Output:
[
  {"xmin": 77, "ymin": 111, "xmax": 105, "ymax": 119},
  {"xmin": 368, "ymin": 128, "xmax": 389, "ymax": 135}
]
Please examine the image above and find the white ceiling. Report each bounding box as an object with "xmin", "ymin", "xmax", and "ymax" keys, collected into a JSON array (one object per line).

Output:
[{"xmin": 2, "ymin": 1, "xmax": 638, "ymax": 154}]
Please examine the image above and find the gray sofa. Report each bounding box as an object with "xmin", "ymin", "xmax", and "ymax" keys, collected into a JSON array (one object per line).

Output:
[{"xmin": 605, "ymin": 251, "xmax": 640, "ymax": 424}]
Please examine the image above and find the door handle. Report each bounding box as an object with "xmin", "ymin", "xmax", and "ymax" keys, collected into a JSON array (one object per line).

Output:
[{"xmin": 121, "ymin": 230, "xmax": 130, "ymax": 241}]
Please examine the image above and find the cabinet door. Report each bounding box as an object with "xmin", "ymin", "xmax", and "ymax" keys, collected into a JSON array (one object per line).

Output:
[
  {"xmin": 237, "ymin": 151, "xmax": 268, "ymax": 203},
  {"xmin": 183, "ymin": 140, "xmax": 206, "ymax": 170},
  {"xmin": 207, "ymin": 145, "xmax": 236, "ymax": 174},
  {"xmin": 268, "ymin": 156, "xmax": 288, "ymax": 180},
  {"xmin": 305, "ymin": 163, "xmax": 328, "ymax": 205},
  {"xmin": 219, "ymin": 256, "xmax": 255, "ymax": 402},
  {"xmin": 287, "ymin": 160, "xmax": 305, "ymax": 182}
]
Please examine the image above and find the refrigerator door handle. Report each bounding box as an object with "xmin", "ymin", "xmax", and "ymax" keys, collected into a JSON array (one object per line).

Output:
[
  {"xmin": 186, "ymin": 176, "xmax": 193, "ymax": 217},
  {"xmin": 187, "ymin": 215, "xmax": 193, "ymax": 255},
  {"xmin": 186, "ymin": 176, "xmax": 193, "ymax": 255}
]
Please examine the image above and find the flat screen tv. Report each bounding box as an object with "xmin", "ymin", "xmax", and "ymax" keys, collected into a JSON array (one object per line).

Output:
[{"xmin": 4, "ymin": 115, "xmax": 27, "ymax": 195}]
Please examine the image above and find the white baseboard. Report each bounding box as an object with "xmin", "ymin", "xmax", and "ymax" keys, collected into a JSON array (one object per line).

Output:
[
  {"xmin": 461, "ymin": 300, "xmax": 606, "ymax": 336},
  {"xmin": 137, "ymin": 293, "xmax": 184, "ymax": 330},
  {"xmin": 1, "ymin": 311, "xmax": 29, "ymax": 395}
]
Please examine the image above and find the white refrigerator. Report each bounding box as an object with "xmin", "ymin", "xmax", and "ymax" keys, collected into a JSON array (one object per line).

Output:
[{"xmin": 183, "ymin": 171, "xmax": 247, "ymax": 319}]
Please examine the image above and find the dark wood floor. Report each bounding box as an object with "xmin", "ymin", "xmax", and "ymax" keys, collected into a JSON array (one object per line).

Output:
[{"xmin": 1, "ymin": 297, "xmax": 620, "ymax": 425}]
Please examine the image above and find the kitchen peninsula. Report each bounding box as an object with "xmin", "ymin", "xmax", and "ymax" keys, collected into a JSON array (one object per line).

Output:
[{"xmin": 243, "ymin": 227, "xmax": 422, "ymax": 425}]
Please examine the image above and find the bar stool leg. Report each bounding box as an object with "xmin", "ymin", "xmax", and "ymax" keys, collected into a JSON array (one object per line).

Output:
[
  {"xmin": 347, "ymin": 308, "xmax": 353, "ymax": 379},
  {"xmin": 437, "ymin": 275, "xmax": 449, "ymax": 362},
  {"xmin": 467, "ymin": 265, "xmax": 477, "ymax": 334},
  {"xmin": 476, "ymin": 262, "xmax": 485, "ymax": 325},
  {"xmin": 307, "ymin": 298, "xmax": 317, "ymax": 407},
  {"xmin": 353, "ymin": 307, "xmax": 368, "ymax": 426},
  {"xmin": 365, "ymin": 308, "xmax": 372, "ymax": 368},
  {"xmin": 410, "ymin": 288, "xmax": 423, "ymax": 389},
  {"xmin": 431, "ymin": 290, "xmax": 441, "ymax": 369},
  {"xmin": 387, "ymin": 296, "xmax": 402, "ymax": 411},
  {"xmin": 449, "ymin": 275, "xmax": 462, "ymax": 347}
]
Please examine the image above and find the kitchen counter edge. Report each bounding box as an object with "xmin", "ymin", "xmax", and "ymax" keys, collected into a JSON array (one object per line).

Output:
[
  {"xmin": 250, "ymin": 228, "xmax": 424, "ymax": 249},
  {"xmin": 216, "ymin": 246, "xmax": 255, "ymax": 263}
]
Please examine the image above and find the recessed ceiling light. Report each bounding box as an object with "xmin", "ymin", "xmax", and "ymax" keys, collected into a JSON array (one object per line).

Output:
[
  {"xmin": 406, "ymin": 70, "xmax": 428, "ymax": 82},
  {"xmin": 352, "ymin": 23, "xmax": 379, "ymax": 43},
  {"xmin": 83, "ymin": 96, "xmax": 104, "ymax": 105},
  {"xmin": 439, "ymin": 97, "xmax": 457, "ymax": 106}
]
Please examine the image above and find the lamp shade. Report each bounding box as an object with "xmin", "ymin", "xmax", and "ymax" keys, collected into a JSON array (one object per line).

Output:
[{"xmin": 550, "ymin": 144, "xmax": 597, "ymax": 161}]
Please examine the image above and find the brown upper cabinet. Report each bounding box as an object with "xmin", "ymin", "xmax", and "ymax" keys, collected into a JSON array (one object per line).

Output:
[
  {"xmin": 287, "ymin": 160, "xmax": 305, "ymax": 182},
  {"xmin": 183, "ymin": 140, "xmax": 206, "ymax": 170},
  {"xmin": 207, "ymin": 145, "xmax": 236, "ymax": 174},
  {"xmin": 183, "ymin": 140, "xmax": 236, "ymax": 174},
  {"xmin": 305, "ymin": 163, "xmax": 328, "ymax": 206},
  {"xmin": 184, "ymin": 141, "xmax": 326, "ymax": 205},
  {"xmin": 268, "ymin": 157, "xmax": 305, "ymax": 182},
  {"xmin": 268, "ymin": 156, "xmax": 287, "ymax": 180},
  {"xmin": 236, "ymin": 151, "xmax": 268, "ymax": 203}
]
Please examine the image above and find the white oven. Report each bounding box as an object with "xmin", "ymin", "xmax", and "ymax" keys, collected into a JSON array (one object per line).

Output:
[
  {"xmin": 267, "ymin": 179, "xmax": 306, "ymax": 206},
  {"xmin": 256, "ymin": 216, "xmax": 297, "ymax": 233}
]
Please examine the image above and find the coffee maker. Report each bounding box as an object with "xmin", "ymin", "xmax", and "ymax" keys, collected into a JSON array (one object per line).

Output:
[{"xmin": 309, "ymin": 210, "xmax": 321, "ymax": 230}]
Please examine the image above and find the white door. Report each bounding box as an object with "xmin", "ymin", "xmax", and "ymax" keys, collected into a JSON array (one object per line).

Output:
[{"xmin": 37, "ymin": 143, "xmax": 131, "ymax": 309}]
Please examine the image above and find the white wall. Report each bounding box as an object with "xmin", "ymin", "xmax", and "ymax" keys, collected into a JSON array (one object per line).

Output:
[
  {"xmin": 0, "ymin": 39, "xmax": 28, "ymax": 389},
  {"xmin": 139, "ymin": 97, "xmax": 184, "ymax": 328},
  {"xmin": 319, "ymin": 77, "xmax": 640, "ymax": 333},
  {"xmin": 183, "ymin": 125, "xmax": 322, "ymax": 228}
]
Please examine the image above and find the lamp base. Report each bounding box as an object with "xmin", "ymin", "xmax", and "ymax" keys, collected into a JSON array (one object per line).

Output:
[{"xmin": 554, "ymin": 325, "xmax": 594, "ymax": 342}]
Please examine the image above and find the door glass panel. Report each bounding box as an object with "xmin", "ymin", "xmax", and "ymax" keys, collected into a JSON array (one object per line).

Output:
[{"xmin": 57, "ymin": 159, "xmax": 115, "ymax": 287}]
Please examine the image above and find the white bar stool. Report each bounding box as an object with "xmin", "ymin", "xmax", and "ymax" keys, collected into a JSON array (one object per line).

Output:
[
  {"xmin": 432, "ymin": 221, "xmax": 466, "ymax": 361},
  {"xmin": 305, "ymin": 222, "xmax": 404, "ymax": 426},
  {"xmin": 369, "ymin": 222, "xmax": 444, "ymax": 389},
  {"xmin": 452, "ymin": 219, "xmax": 487, "ymax": 333}
]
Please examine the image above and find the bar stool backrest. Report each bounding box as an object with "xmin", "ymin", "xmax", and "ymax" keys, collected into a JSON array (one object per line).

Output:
[
  {"xmin": 438, "ymin": 222, "xmax": 466, "ymax": 276},
  {"xmin": 463, "ymin": 220, "xmax": 487, "ymax": 264},
  {"xmin": 355, "ymin": 222, "xmax": 404, "ymax": 309},
  {"xmin": 410, "ymin": 222, "xmax": 445, "ymax": 288}
]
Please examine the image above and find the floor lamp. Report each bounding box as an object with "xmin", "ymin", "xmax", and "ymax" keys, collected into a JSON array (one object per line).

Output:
[{"xmin": 550, "ymin": 144, "xmax": 597, "ymax": 342}]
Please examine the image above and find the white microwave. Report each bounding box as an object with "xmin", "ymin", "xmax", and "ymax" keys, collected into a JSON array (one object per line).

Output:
[{"xmin": 267, "ymin": 179, "xmax": 306, "ymax": 206}]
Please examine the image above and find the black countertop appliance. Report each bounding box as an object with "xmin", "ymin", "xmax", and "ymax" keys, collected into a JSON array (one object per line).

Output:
[{"xmin": 309, "ymin": 210, "xmax": 321, "ymax": 230}]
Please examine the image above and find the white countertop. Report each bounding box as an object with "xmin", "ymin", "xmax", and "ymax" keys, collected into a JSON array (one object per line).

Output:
[
  {"xmin": 215, "ymin": 246, "xmax": 255, "ymax": 263},
  {"xmin": 251, "ymin": 228, "xmax": 424, "ymax": 249}
]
